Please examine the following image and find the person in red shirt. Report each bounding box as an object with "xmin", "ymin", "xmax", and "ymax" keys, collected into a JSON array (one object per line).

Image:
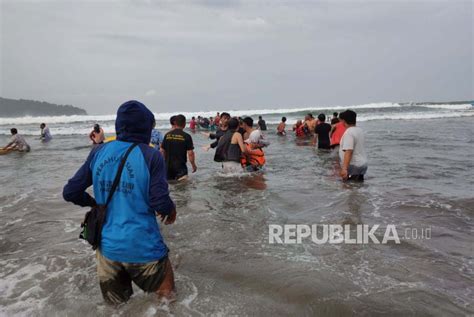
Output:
[
  {"xmin": 293, "ymin": 120, "xmax": 306, "ymax": 137},
  {"xmin": 330, "ymin": 120, "xmax": 346, "ymax": 149},
  {"xmin": 214, "ymin": 112, "xmax": 221, "ymax": 127},
  {"xmin": 189, "ymin": 117, "xmax": 197, "ymax": 130}
]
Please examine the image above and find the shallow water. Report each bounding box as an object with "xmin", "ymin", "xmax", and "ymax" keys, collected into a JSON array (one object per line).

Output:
[{"xmin": 0, "ymin": 117, "xmax": 473, "ymax": 316}]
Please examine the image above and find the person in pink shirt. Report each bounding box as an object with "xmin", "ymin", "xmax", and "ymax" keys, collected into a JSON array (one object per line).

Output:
[{"xmin": 189, "ymin": 117, "xmax": 197, "ymax": 130}]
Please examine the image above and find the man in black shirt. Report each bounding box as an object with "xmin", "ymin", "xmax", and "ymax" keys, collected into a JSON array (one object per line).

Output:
[
  {"xmin": 161, "ymin": 114, "xmax": 197, "ymax": 180},
  {"xmin": 314, "ymin": 113, "xmax": 331, "ymax": 149},
  {"xmin": 258, "ymin": 116, "xmax": 267, "ymax": 131},
  {"xmin": 203, "ymin": 112, "xmax": 230, "ymax": 151}
]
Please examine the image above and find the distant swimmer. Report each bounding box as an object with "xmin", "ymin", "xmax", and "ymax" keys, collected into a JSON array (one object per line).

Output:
[
  {"xmin": 209, "ymin": 117, "xmax": 216, "ymax": 131},
  {"xmin": 189, "ymin": 116, "xmax": 197, "ymax": 131},
  {"xmin": 89, "ymin": 124, "xmax": 105, "ymax": 145},
  {"xmin": 199, "ymin": 116, "xmax": 210, "ymax": 129},
  {"xmin": 40, "ymin": 123, "xmax": 52, "ymax": 142},
  {"xmin": 1, "ymin": 128, "xmax": 31, "ymax": 153},
  {"xmin": 314, "ymin": 114, "xmax": 331, "ymax": 149},
  {"xmin": 331, "ymin": 112, "xmax": 339, "ymax": 125},
  {"xmin": 150, "ymin": 119, "xmax": 163, "ymax": 148},
  {"xmin": 258, "ymin": 116, "xmax": 267, "ymax": 131},
  {"xmin": 338, "ymin": 110, "xmax": 368, "ymax": 181},
  {"xmin": 214, "ymin": 112, "xmax": 221, "ymax": 126},
  {"xmin": 277, "ymin": 117, "xmax": 287, "ymax": 136},
  {"xmin": 161, "ymin": 114, "xmax": 197, "ymax": 181}
]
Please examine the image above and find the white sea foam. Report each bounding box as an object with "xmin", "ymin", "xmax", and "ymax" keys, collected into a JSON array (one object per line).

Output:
[
  {"xmin": 0, "ymin": 103, "xmax": 472, "ymax": 135},
  {"xmin": 0, "ymin": 102, "xmax": 402, "ymax": 125},
  {"xmin": 417, "ymin": 104, "xmax": 473, "ymax": 110}
]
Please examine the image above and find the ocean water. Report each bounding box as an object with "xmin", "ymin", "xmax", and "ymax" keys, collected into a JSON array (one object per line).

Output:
[{"xmin": 0, "ymin": 103, "xmax": 473, "ymax": 316}]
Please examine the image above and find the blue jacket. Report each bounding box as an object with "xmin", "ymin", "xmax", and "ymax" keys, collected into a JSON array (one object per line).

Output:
[{"xmin": 63, "ymin": 101, "xmax": 175, "ymax": 263}]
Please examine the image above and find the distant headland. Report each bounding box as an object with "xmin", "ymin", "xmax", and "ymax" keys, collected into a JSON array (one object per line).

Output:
[{"xmin": 0, "ymin": 97, "xmax": 87, "ymax": 117}]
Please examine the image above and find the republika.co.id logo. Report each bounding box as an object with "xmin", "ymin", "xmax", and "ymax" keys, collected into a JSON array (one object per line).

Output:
[{"xmin": 269, "ymin": 224, "xmax": 431, "ymax": 244}]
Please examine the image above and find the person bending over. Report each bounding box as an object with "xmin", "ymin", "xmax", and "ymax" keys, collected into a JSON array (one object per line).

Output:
[{"xmin": 2, "ymin": 128, "xmax": 30, "ymax": 152}]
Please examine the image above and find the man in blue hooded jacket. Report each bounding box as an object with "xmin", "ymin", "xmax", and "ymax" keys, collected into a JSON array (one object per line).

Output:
[{"xmin": 63, "ymin": 100, "xmax": 177, "ymax": 305}]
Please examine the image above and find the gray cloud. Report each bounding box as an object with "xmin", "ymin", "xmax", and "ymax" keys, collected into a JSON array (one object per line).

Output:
[{"xmin": 1, "ymin": 0, "xmax": 472, "ymax": 114}]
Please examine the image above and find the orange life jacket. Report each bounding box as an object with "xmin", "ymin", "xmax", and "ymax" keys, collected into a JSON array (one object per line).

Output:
[{"xmin": 241, "ymin": 143, "xmax": 266, "ymax": 167}]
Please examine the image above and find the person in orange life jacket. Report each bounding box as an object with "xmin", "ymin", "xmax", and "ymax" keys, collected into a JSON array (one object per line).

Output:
[
  {"xmin": 293, "ymin": 120, "xmax": 306, "ymax": 137},
  {"xmin": 214, "ymin": 118, "xmax": 261, "ymax": 173},
  {"xmin": 241, "ymin": 117, "xmax": 268, "ymax": 171}
]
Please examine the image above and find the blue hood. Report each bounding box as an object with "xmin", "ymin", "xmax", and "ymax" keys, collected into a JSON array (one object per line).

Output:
[{"xmin": 115, "ymin": 100, "xmax": 154, "ymax": 144}]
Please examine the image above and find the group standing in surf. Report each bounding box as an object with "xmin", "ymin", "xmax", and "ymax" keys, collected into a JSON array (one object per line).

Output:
[
  {"xmin": 1, "ymin": 100, "xmax": 369, "ymax": 306},
  {"xmin": 1, "ymin": 106, "xmax": 368, "ymax": 182}
]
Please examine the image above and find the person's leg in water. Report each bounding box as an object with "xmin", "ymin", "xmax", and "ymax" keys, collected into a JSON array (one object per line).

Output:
[
  {"xmin": 128, "ymin": 257, "xmax": 176, "ymax": 301},
  {"xmin": 96, "ymin": 251, "xmax": 134, "ymax": 305},
  {"xmin": 155, "ymin": 258, "xmax": 176, "ymax": 300}
]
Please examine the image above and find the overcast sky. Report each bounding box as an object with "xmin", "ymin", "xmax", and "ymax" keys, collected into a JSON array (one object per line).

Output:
[{"xmin": 1, "ymin": 0, "xmax": 472, "ymax": 114}]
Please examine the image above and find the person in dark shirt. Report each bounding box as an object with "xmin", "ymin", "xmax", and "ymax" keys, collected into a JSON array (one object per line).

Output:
[
  {"xmin": 314, "ymin": 113, "xmax": 331, "ymax": 149},
  {"xmin": 258, "ymin": 116, "xmax": 267, "ymax": 131},
  {"xmin": 331, "ymin": 112, "xmax": 340, "ymax": 125},
  {"xmin": 203, "ymin": 112, "xmax": 230, "ymax": 151},
  {"xmin": 161, "ymin": 114, "xmax": 197, "ymax": 180}
]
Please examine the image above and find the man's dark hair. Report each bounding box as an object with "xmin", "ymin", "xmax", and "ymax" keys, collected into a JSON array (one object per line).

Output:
[
  {"xmin": 258, "ymin": 116, "xmax": 262, "ymax": 120},
  {"xmin": 339, "ymin": 110, "xmax": 357, "ymax": 125},
  {"xmin": 282, "ymin": 116, "xmax": 287, "ymax": 122},
  {"xmin": 307, "ymin": 113, "xmax": 314, "ymax": 118},
  {"xmin": 11, "ymin": 128, "xmax": 18, "ymax": 135},
  {"xmin": 170, "ymin": 115, "xmax": 177, "ymax": 125},
  {"xmin": 221, "ymin": 112, "xmax": 230, "ymax": 119},
  {"xmin": 228, "ymin": 118, "xmax": 239, "ymax": 130},
  {"xmin": 333, "ymin": 112, "xmax": 338, "ymax": 117},
  {"xmin": 318, "ymin": 113, "xmax": 326, "ymax": 122},
  {"xmin": 40, "ymin": 123, "xmax": 46, "ymax": 128},
  {"xmin": 174, "ymin": 114, "xmax": 186, "ymax": 127},
  {"xmin": 243, "ymin": 117, "xmax": 253, "ymax": 127},
  {"xmin": 192, "ymin": 116, "xmax": 195, "ymax": 120}
]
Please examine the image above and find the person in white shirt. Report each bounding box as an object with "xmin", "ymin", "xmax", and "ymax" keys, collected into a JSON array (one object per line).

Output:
[
  {"xmin": 40, "ymin": 123, "xmax": 52, "ymax": 142},
  {"xmin": 2, "ymin": 128, "xmax": 31, "ymax": 152},
  {"xmin": 338, "ymin": 110, "xmax": 367, "ymax": 181}
]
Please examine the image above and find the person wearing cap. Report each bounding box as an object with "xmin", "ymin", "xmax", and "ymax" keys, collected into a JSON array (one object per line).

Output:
[{"xmin": 63, "ymin": 100, "xmax": 177, "ymax": 305}]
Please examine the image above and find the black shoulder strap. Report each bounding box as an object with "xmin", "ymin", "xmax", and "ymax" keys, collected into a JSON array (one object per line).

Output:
[{"xmin": 105, "ymin": 143, "xmax": 139, "ymax": 207}]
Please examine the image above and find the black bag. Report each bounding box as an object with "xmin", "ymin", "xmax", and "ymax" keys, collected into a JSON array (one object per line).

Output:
[{"xmin": 79, "ymin": 143, "xmax": 138, "ymax": 250}]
